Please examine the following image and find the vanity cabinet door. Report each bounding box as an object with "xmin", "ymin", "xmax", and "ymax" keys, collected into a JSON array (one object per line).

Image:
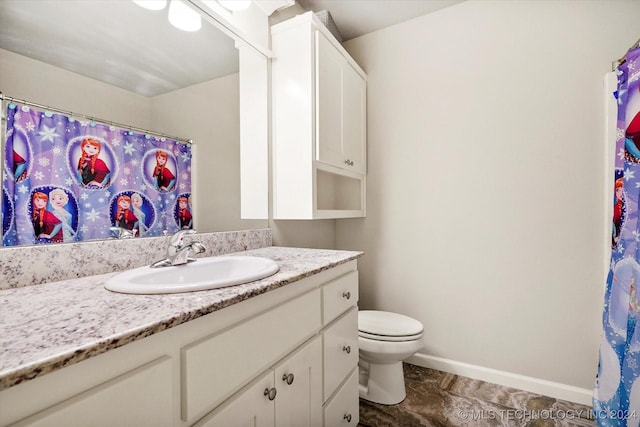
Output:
[
  {"xmin": 11, "ymin": 357, "xmax": 173, "ymax": 427},
  {"xmin": 195, "ymin": 337, "xmax": 322, "ymax": 427},
  {"xmin": 194, "ymin": 370, "xmax": 275, "ymax": 427},
  {"xmin": 274, "ymin": 336, "xmax": 323, "ymax": 427}
]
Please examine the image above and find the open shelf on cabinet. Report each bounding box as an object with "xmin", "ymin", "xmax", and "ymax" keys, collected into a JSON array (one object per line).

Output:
[{"xmin": 313, "ymin": 165, "xmax": 365, "ymax": 219}]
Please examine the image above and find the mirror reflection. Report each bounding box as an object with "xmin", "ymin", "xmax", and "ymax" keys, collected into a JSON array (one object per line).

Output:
[{"xmin": 0, "ymin": 0, "xmax": 268, "ymax": 247}]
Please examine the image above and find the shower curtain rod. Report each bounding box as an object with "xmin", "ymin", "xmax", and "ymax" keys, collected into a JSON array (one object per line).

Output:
[
  {"xmin": 612, "ymin": 37, "xmax": 640, "ymax": 71},
  {"xmin": 0, "ymin": 92, "xmax": 194, "ymax": 145}
]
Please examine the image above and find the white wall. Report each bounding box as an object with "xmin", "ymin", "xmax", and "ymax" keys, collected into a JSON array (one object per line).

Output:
[{"xmin": 336, "ymin": 0, "xmax": 640, "ymax": 398}]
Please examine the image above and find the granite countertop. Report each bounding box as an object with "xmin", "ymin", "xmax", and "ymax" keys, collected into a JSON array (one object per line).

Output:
[{"xmin": 0, "ymin": 246, "xmax": 363, "ymax": 391}]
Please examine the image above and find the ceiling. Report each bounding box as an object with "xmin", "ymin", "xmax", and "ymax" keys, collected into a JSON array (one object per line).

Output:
[
  {"xmin": 296, "ymin": 0, "xmax": 464, "ymax": 41},
  {"xmin": 0, "ymin": 0, "xmax": 239, "ymax": 97},
  {"xmin": 0, "ymin": 0, "xmax": 463, "ymax": 97}
]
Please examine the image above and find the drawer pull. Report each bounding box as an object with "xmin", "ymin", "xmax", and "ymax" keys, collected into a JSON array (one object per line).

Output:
[
  {"xmin": 282, "ymin": 373, "xmax": 295, "ymax": 385},
  {"xmin": 342, "ymin": 345, "xmax": 351, "ymax": 354},
  {"xmin": 342, "ymin": 291, "xmax": 351, "ymax": 300},
  {"xmin": 344, "ymin": 413, "xmax": 352, "ymax": 423},
  {"xmin": 344, "ymin": 159, "xmax": 354, "ymax": 166},
  {"xmin": 263, "ymin": 387, "xmax": 277, "ymax": 401}
]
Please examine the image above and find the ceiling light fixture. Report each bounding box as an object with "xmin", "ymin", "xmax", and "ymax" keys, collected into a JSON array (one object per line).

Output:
[
  {"xmin": 168, "ymin": 0, "xmax": 202, "ymax": 32},
  {"xmin": 217, "ymin": 1, "xmax": 251, "ymax": 12},
  {"xmin": 132, "ymin": 0, "xmax": 167, "ymax": 11}
]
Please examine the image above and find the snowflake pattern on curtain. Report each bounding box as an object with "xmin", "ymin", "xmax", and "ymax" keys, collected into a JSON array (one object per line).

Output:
[
  {"xmin": 2, "ymin": 101, "xmax": 193, "ymax": 246},
  {"xmin": 594, "ymin": 46, "xmax": 640, "ymax": 425}
]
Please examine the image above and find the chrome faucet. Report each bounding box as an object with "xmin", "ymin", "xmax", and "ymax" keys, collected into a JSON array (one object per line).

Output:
[
  {"xmin": 150, "ymin": 229, "xmax": 206, "ymax": 268},
  {"xmin": 110, "ymin": 226, "xmax": 136, "ymax": 239}
]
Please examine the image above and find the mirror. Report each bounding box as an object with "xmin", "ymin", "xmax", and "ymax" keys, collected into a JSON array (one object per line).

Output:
[{"xmin": 0, "ymin": 0, "xmax": 268, "ymax": 247}]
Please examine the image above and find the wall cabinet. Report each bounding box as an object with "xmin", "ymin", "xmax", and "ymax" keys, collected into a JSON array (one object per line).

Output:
[
  {"xmin": 272, "ymin": 12, "xmax": 367, "ymax": 219},
  {"xmin": 0, "ymin": 261, "xmax": 359, "ymax": 427}
]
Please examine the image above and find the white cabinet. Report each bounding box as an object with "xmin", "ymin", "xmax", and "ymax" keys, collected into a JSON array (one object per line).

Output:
[
  {"xmin": 195, "ymin": 337, "xmax": 322, "ymax": 427},
  {"xmin": 323, "ymin": 309, "xmax": 358, "ymax": 402},
  {"xmin": 316, "ymin": 32, "xmax": 366, "ymax": 175},
  {"xmin": 9, "ymin": 357, "xmax": 173, "ymax": 427},
  {"xmin": 194, "ymin": 370, "xmax": 275, "ymax": 427},
  {"xmin": 0, "ymin": 260, "xmax": 359, "ymax": 427},
  {"xmin": 272, "ymin": 12, "xmax": 367, "ymax": 219},
  {"xmin": 323, "ymin": 370, "xmax": 359, "ymax": 427},
  {"xmin": 320, "ymin": 271, "xmax": 359, "ymax": 426},
  {"xmin": 274, "ymin": 337, "xmax": 323, "ymax": 427},
  {"xmin": 181, "ymin": 289, "xmax": 321, "ymax": 421}
]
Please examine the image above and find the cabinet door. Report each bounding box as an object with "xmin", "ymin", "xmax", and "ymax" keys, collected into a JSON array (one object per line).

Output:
[
  {"xmin": 274, "ymin": 337, "xmax": 323, "ymax": 427},
  {"xmin": 182, "ymin": 289, "xmax": 321, "ymax": 421},
  {"xmin": 316, "ymin": 31, "xmax": 366, "ymax": 174},
  {"xmin": 194, "ymin": 371, "xmax": 275, "ymax": 427},
  {"xmin": 342, "ymin": 63, "xmax": 366, "ymax": 174},
  {"xmin": 316, "ymin": 30, "xmax": 345, "ymax": 170}
]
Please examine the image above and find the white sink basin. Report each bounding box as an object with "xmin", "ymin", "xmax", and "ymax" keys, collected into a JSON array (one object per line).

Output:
[{"xmin": 104, "ymin": 256, "xmax": 280, "ymax": 294}]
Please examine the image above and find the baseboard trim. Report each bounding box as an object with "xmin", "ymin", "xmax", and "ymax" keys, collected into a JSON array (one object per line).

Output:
[{"xmin": 407, "ymin": 353, "xmax": 593, "ymax": 406}]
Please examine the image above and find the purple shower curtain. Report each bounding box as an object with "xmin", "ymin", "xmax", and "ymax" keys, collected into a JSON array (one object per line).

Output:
[
  {"xmin": 2, "ymin": 101, "xmax": 193, "ymax": 246},
  {"xmin": 593, "ymin": 46, "xmax": 640, "ymax": 425}
]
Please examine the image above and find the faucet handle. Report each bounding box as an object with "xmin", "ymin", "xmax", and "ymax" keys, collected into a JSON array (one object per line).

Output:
[{"xmin": 169, "ymin": 229, "xmax": 196, "ymax": 247}]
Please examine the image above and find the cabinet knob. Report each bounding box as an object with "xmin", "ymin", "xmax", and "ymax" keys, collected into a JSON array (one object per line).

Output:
[
  {"xmin": 344, "ymin": 159, "xmax": 354, "ymax": 166},
  {"xmin": 342, "ymin": 345, "xmax": 351, "ymax": 354},
  {"xmin": 342, "ymin": 291, "xmax": 351, "ymax": 300},
  {"xmin": 263, "ymin": 387, "xmax": 277, "ymax": 401},
  {"xmin": 282, "ymin": 373, "xmax": 295, "ymax": 385},
  {"xmin": 344, "ymin": 413, "xmax": 352, "ymax": 423}
]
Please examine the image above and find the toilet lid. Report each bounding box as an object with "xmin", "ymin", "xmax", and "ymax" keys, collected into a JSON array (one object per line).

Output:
[{"xmin": 358, "ymin": 310, "xmax": 423, "ymax": 338}]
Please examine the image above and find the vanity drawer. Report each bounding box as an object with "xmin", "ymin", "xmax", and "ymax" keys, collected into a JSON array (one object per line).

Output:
[
  {"xmin": 323, "ymin": 368, "xmax": 359, "ymax": 427},
  {"xmin": 322, "ymin": 270, "xmax": 358, "ymax": 326},
  {"xmin": 323, "ymin": 307, "xmax": 358, "ymax": 401},
  {"xmin": 182, "ymin": 288, "xmax": 321, "ymax": 422}
]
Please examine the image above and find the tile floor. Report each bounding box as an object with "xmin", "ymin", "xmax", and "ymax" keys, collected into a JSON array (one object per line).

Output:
[{"xmin": 358, "ymin": 364, "xmax": 595, "ymax": 426}]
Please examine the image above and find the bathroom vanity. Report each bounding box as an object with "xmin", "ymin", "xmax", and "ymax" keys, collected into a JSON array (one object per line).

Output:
[{"xmin": 0, "ymin": 245, "xmax": 362, "ymax": 427}]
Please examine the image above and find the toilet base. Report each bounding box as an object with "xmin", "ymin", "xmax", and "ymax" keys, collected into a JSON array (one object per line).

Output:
[{"xmin": 358, "ymin": 360, "xmax": 406, "ymax": 405}]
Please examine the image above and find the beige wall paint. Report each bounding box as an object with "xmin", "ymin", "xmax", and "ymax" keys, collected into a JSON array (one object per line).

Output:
[
  {"xmin": 270, "ymin": 219, "xmax": 336, "ymax": 249},
  {"xmin": 150, "ymin": 74, "xmax": 267, "ymax": 233},
  {"xmin": 337, "ymin": 0, "xmax": 640, "ymax": 390}
]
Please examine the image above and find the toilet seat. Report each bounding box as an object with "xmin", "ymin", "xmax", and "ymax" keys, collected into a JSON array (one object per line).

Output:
[
  {"xmin": 358, "ymin": 310, "xmax": 423, "ymax": 342},
  {"xmin": 358, "ymin": 330, "xmax": 423, "ymax": 342}
]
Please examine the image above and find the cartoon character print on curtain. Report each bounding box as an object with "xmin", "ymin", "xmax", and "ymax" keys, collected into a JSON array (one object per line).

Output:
[
  {"xmin": 2, "ymin": 102, "xmax": 193, "ymax": 246},
  {"xmin": 593, "ymin": 46, "xmax": 640, "ymax": 425}
]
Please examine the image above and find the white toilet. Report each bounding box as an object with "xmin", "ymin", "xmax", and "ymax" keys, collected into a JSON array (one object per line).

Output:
[{"xmin": 358, "ymin": 310, "xmax": 424, "ymax": 405}]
